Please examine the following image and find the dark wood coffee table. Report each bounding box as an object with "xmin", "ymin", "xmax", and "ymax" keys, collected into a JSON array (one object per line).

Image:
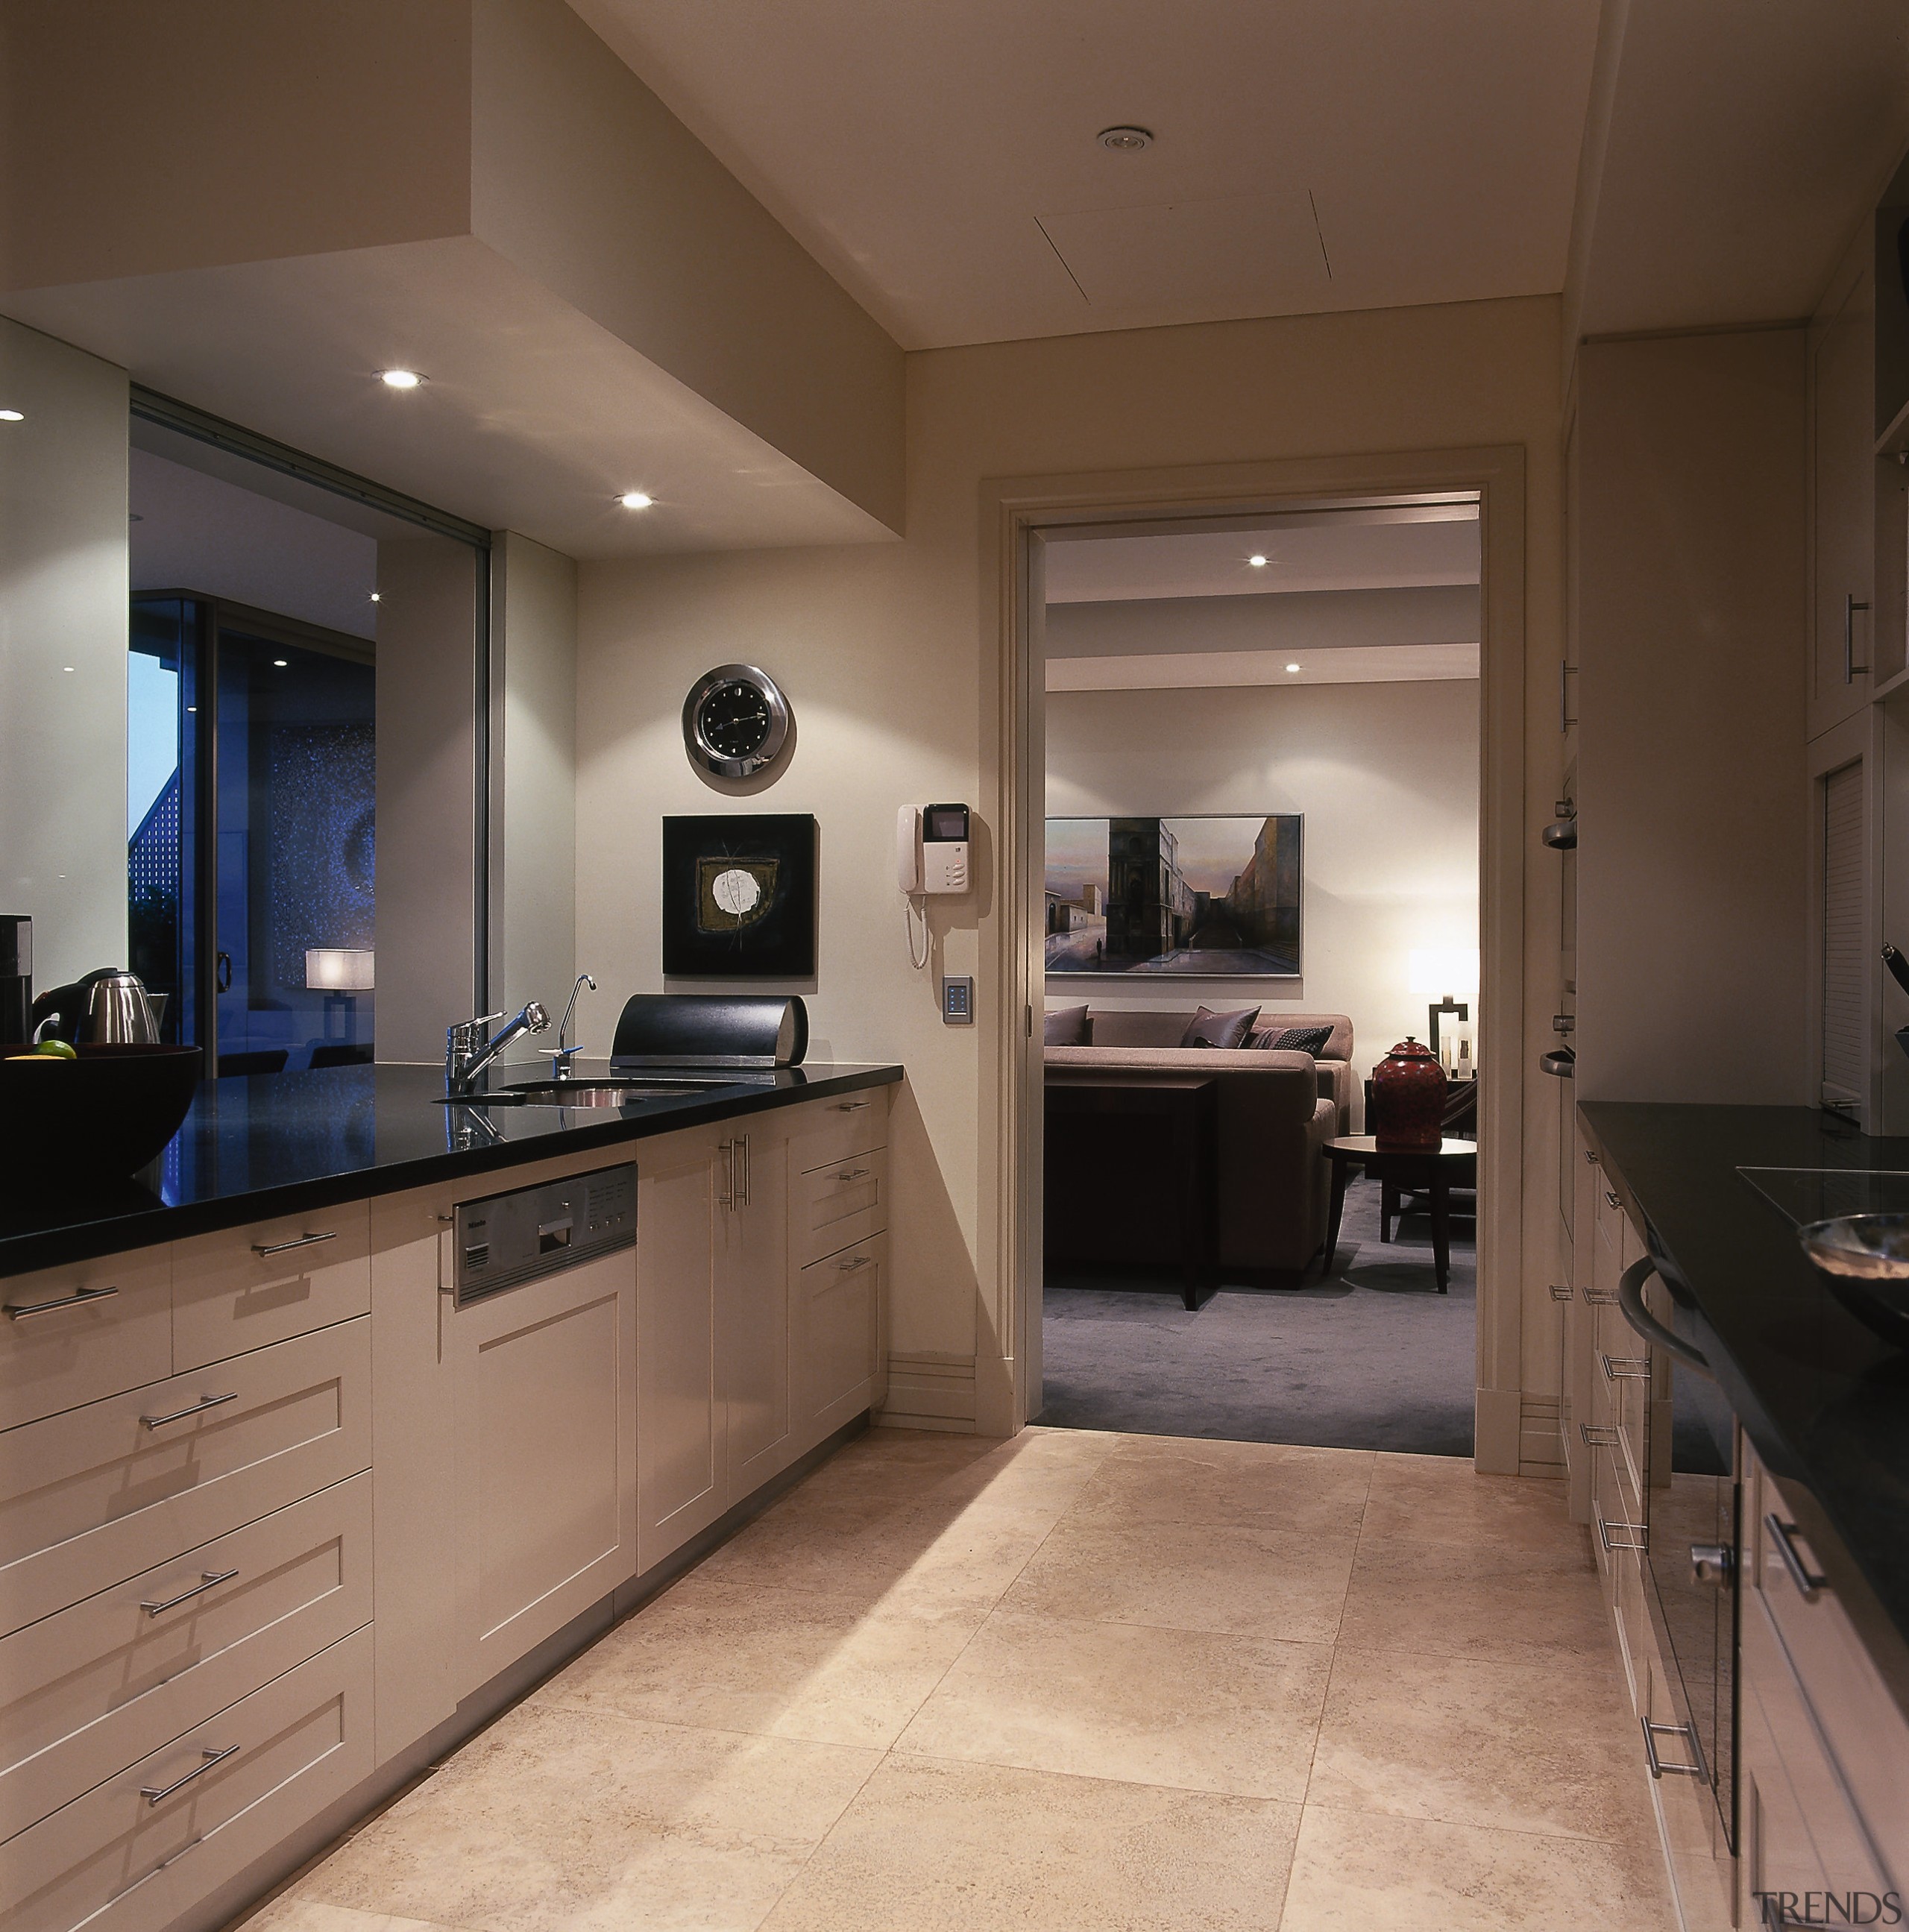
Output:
[
  {"xmin": 1045, "ymin": 1073, "xmax": 1219, "ymax": 1310},
  {"xmin": 1321, "ymin": 1136, "xmax": 1478, "ymax": 1292}
]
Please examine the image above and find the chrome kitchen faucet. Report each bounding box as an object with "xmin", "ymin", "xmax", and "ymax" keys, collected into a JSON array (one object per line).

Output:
[{"xmin": 446, "ymin": 1001, "xmax": 550, "ymax": 1096}]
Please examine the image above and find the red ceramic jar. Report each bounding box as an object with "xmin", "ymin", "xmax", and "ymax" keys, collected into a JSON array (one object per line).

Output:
[{"xmin": 1370, "ymin": 1036, "xmax": 1447, "ymax": 1151}]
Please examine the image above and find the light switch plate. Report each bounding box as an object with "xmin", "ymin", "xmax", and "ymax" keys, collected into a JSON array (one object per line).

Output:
[{"xmin": 941, "ymin": 975, "xmax": 973, "ymax": 1025}]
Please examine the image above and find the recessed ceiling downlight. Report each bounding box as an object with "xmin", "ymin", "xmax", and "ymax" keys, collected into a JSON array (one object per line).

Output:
[
  {"xmin": 0, "ymin": 409, "xmax": 22, "ymax": 421},
  {"xmin": 1285, "ymin": 663, "xmax": 1301, "ymax": 674},
  {"xmin": 379, "ymin": 368, "xmax": 424, "ymax": 389},
  {"xmin": 619, "ymin": 491, "xmax": 654, "ymax": 510},
  {"xmin": 1248, "ymin": 554, "xmax": 1268, "ymax": 567},
  {"xmin": 1097, "ymin": 125, "xmax": 1153, "ymax": 152}
]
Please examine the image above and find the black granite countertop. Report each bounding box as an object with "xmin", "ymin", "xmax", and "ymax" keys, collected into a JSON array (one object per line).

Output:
[
  {"xmin": 1579, "ymin": 1101, "xmax": 1909, "ymax": 1712},
  {"xmin": 0, "ymin": 1059, "xmax": 902, "ymax": 1277}
]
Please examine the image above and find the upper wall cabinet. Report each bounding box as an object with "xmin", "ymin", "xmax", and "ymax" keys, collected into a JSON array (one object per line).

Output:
[{"xmin": 1809, "ymin": 236, "xmax": 1875, "ymax": 740}]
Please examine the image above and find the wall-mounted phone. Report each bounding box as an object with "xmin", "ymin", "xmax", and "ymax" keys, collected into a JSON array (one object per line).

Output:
[
  {"xmin": 896, "ymin": 803, "xmax": 970, "ymax": 894},
  {"xmin": 897, "ymin": 803, "xmax": 971, "ymax": 969}
]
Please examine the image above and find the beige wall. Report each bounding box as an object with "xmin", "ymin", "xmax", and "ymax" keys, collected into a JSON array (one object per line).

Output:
[
  {"xmin": 492, "ymin": 531, "xmax": 579, "ymax": 1030},
  {"xmin": 1044, "ymin": 679, "xmax": 1481, "ymax": 1105},
  {"xmin": 1574, "ymin": 329, "xmax": 1808, "ymax": 1104},
  {"xmin": 375, "ymin": 536, "xmax": 482, "ymax": 1063},
  {"xmin": 0, "ymin": 318, "xmax": 129, "ymax": 989},
  {"xmin": 576, "ymin": 292, "xmax": 1565, "ymax": 1432}
]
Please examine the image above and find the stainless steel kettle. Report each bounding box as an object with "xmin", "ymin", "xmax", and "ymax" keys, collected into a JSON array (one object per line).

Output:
[{"xmin": 31, "ymin": 969, "xmax": 166, "ymax": 1045}]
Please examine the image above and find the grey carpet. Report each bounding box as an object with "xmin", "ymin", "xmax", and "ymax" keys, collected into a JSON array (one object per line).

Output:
[{"xmin": 1037, "ymin": 1177, "xmax": 1476, "ymax": 1456}]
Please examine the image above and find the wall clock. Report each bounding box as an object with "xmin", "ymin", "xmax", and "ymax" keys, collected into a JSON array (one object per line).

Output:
[{"xmin": 682, "ymin": 663, "xmax": 790, "ymax": 778}]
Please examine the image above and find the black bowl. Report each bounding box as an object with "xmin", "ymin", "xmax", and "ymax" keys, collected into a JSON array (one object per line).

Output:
[
  {"xmin": 0, "ymin": 1042, "xmax": 204, "ymax": 1187},
  {"xmin": 1798, "ymin": 1213, "xmax": 1909, "ymax": 1350}
]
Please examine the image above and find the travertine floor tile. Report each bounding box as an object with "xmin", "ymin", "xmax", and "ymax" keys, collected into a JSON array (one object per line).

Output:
[
  {"xmin": 532, "ymin": 1573, "xmax": 982, "ymax": 1748},
  {"xmin": 1001, "ymin": 1515, "xmax": 1358, "ymax": 1644},
  {"xmin": 895, "ymin": 1608, "xmax": 1331, "ymax": 1799},
  {"xmin": 295, "ymin": 1700, "xmax": 878, "ymax": 1932},
  {"xmin": 1279, "ymin": 1803, "xmax": 1678, "ymax": 1930},
  {"xmin": 1069, "ymin": 1435, "xmax": 1374, "ymax": 1536},
  {"xmin": 1359, "ymin": 1453, "xmax": 1583, "ymax": 1552},
  {"xmin": 1309, "ymin": 1646, "xmax": 1657, "ymax": 1841},
  {"xmin": 758, "ymin": 1755, "xmax": 1302, "ymax": 1932},
  {"xmin": 691, "ymin": 1489, "xmax": 1054, "ymax": 1612},
  {"xmin": 245, "ymin": 1904, "xmax": 457, "ymax": 1932},
  {"xmin": 1336, "ymin": 1533, "xmax": 1606, "ymax": 1667},
  {"xmin": 792, "ymin": 1423, "xmax": 1118, "ymax": 1525}
]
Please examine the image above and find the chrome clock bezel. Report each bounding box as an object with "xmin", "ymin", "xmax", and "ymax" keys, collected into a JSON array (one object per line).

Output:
[{"xmin": 682, "ymin": 663, "xmax": 790, "ymax": 778}]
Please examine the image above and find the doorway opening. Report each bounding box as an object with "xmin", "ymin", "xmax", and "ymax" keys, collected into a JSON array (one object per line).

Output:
[{"xmin": 1035, "ymin": 503, "xmax": 1482, "ymax": 1453}]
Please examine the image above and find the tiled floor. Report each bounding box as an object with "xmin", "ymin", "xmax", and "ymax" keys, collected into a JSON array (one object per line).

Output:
[{"xmin": 248, "ymin": 1429, "xmax": 1676, "ymax": 1932}]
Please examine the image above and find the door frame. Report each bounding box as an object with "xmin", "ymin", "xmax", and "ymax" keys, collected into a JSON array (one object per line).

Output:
[{"xmin": 980, "ymin": 446, "xmax": 1529, "ymax": 1467}]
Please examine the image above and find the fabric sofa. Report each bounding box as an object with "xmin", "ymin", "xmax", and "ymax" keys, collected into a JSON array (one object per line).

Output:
[
  {"xmin": 1043, "ymin": 1007, "xmax": 1354, "ymax": 1275},
  {"xmin": 1051, "ymin": 1007, "xmax": 1356, "ymax": 1132}
]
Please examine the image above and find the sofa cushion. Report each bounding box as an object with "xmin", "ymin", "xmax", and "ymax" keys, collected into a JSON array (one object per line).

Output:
[
  {"xmin": 1181, "ymin": 1004, "xmax": 1260, "ymax": 1050},
  {"xmin": 1260, "ymin": 1022, "xmax": 1334, "ymax": 1056},
  {"xmin": 1043, "ymin": 1003, "xmax": 1090, "ymax": 1045}
]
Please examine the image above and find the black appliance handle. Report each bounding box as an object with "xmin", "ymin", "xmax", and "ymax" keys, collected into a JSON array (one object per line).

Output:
[
  {"xmin": 1617, "ymin": 1255, "xmax": 1712, "ymax": 1377},
  {"xmin": 1884, "ymin": 944, "xmax": 1909, "ymax": 998}
]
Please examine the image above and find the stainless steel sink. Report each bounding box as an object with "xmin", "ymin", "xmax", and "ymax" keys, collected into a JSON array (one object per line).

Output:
[{"xmin": 435, "ymin": 1077, "xmax": 713, "ymax": 1109}]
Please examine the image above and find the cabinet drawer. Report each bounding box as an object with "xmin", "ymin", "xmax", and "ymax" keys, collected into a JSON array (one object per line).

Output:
[
  {"xmin": 1741, "ymin": 1593, "xmax": 1899, "ymax": 1908},
  {"xmin": 1, "ymin": 1626, "xmax": 374, "ymax": 1932},
  {"xmin": 0, "ymin": 1473, "xmax": 371, "ymax": 1843},
  {"xmin": 795, "ymin": 1232, "xmax": 884, "ymax": 1447},
  {"xmin": 173, "ymin": 1204, "xmax": 371, "ymax": 1372},
  {"xmin": 793, "ymin": 1146, "xmax": 889, "ymax": 1268},
  {"xmin": 788, "ymin": 1092, "xmax": 888, "ymax": 1176},
  {"xmin": 0, "ymin": 1318, "xmax": 370, "ymax": 1637},
  {"xmin": 0, "ymin": 1248, "xmax": 171, "ymax": 1434},
  {"xmin": 1746, "ymin": 1460, "xmax": 1909, "ymax": 1876}
]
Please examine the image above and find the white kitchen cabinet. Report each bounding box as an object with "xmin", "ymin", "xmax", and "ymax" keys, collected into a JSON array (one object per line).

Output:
[
  {"xmin": 637, "ymin": 1131, "xmax": 726, "ymax": 1572},
  {"xmin": 717, "ymin": 1121, "xmax": 793, "ymax": 1496},
  {"xmin": 172, "ymin": 1203, "xmax": 371, "ymax": 1373},
  {"xmin": 793, "ymin": 1231, "xmax": 887, "ymax": 1456},
  {"xmin": 1809, "ymin": 237, "xmax": 1876, "ymax": 740},
  {"xmin": 0, "ymin": 1244, "xmax": 172, "ymax": 1434},
  {"xmin": 448, "ymin": 1240, "xmax": 637, "ymax": 1693}
]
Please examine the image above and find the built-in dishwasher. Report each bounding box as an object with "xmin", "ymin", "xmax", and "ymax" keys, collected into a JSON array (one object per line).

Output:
[
  {"xmin": 453, "ymin": 1163, "xmax": 635, "ymax": 1305},
  {"xmin": 444, "ymin": 1162, "xmax": 639, "ymax": 1688}
]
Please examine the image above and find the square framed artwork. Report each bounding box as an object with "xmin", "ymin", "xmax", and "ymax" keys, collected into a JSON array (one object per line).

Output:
[{"xmin": 662, "ymin": 814, "xmax": 817, "ymax": 977}]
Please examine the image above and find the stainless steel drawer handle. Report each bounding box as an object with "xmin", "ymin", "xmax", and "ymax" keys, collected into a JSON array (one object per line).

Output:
[
  {"xmin": 1583, "ymin": 1288, "xmax": 1617, "ymax": 1306},
  {"xmin": 834, "ymin": 1168, "xmax": 872, "ymax": 1183},
  {"xmin": 141, "ymin": 1743, "xmax": 240, "ymax": 1805},
  {"xmin": 142, "ymin": 1567, "xmax": 240, "ymax": 1616},
  {"xmin": 1600, "ymin": 1353, "xmax": 1649, "ymax": 1382},
  {"xmin": 1764, "ymin": 1513, "xmax": 1828, "ymax": 1602},
  {"xmin": 837, "ymin": 1256, "xmax": 873, "ymax": 1272},
  {"xmin": 4, "ymin": 1283, "xmax": 119, "ymax": 1321},
  {"xmin": 1604, "ymin": 1189, "xmax": 1620, "ymax": 1209},
  {"xmin": 833, "ymin": 1101, "xmax": 870, "ymax": 1112},
  {"xmin": 141, "ymin": 1391, "xmax": 238, "ymax": 1429},
  {"xmin": 1579, "ymin": 1424, "xmax": 1619, "ymax": 1447},
  {"xmin": 251, "ymin": 1230, "xmax": 337, "ymax": 1258},
  {"xmin": 1641, "ymin": 1717, "xmax": 1707, "ymax": 1781},
  {"xmin": 1548, "ymin": 1284, "xmax": 1573, "ymax": 1302},
  {"xmin": 1597, "ymin": 1512, "xmax": 1648, "ymax": 1552}
]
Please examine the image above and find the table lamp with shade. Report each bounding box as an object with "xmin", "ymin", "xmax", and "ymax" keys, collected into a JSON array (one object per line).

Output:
[
  {"xmin": 306, "ymin": 948, "xmax": 374, "ymax": 1043},
  {"xmin": 1409, "ymin": 946, "xmax": 1478, "ymax": 1067}
]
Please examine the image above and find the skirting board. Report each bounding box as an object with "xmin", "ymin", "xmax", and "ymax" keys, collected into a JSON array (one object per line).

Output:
[
  {"xmin": 1519, "ymin": 1394, "xmax": 1564, "ymax": 1476},
  {"xmin": 1474, "ymin": 1385, "xmax": 1522, "ymax": 1474},
  {"xmin": 881, "ymin": 1350, "xmax": 978, "ymax": 1429}
]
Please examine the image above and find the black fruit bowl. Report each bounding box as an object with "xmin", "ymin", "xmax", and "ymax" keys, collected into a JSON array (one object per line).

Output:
[
  {"xmin": 1798, "ymin": 1213, "xmax": 1909, "ymax": 1350},
  {"xmin": 0, "ymin": 1043, "xmax": 204, "ymax": 1188}
]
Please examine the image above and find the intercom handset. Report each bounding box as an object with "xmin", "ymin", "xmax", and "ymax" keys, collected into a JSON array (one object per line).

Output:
[
  {"xmin": 896, "ymin": 804, "xmax": 971, "ymax": 894},
  {"xmin": 898, "ymin": 803, "xmax": 972, "ymax": 969}
]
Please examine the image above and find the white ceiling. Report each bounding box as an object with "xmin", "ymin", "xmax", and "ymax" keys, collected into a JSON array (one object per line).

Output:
[
  {"xmin": 1045, "ymin": 506, "xmax": 1480, "ymax": 603},
  {"xmin": 7, "ymin": 236, "xmax": 892, "ymax": 560},
  {"xmin": 130, "ymin": 437, "xmax": 383, "ymax": 640},
  {"xmin": 569, "ymin": 0, "xmax": 1603, "ymax": 350}
]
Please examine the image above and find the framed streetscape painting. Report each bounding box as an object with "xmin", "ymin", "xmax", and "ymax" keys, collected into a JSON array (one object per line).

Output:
[{"xmin": 1045, "ymin": 815, "xmax": 1302, "ymax": 977}]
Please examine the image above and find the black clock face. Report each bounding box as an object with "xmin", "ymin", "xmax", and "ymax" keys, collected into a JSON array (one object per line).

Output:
[{"xmin": 700, "ymin": 682, "xmax": 773, "ymax": 758}]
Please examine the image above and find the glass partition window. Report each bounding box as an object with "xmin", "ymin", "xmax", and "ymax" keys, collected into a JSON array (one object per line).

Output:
[{"xmin": 130, "ymin": 596, "xmax": 376, "ymax": 1074}]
